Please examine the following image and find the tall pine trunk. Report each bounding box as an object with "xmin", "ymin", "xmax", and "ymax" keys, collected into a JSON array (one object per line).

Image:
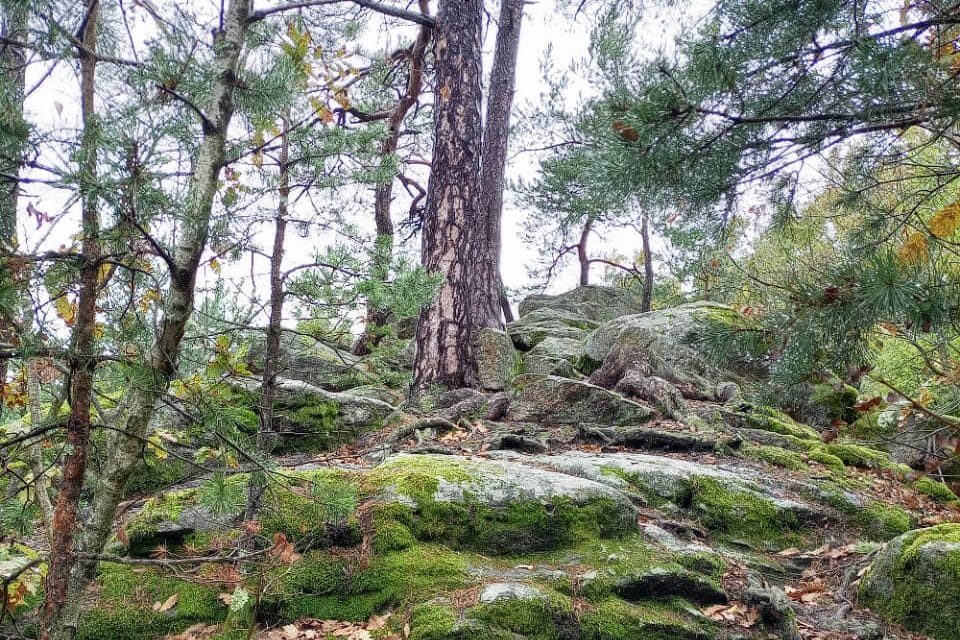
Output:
[
  {"xmin": 412, "ymin": 0, "xmax": 488, "ymax": 391},
  {"xmin": 44, "ymin": 2, "xmax": 251, "ymax": 636},
  {"xmin": 479, "ymin": 0, "xmax": 524, "ymax": 328}
]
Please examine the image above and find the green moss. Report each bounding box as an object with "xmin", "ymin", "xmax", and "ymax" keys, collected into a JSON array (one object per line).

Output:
[
  {"xmin": 683, "ymin": 477, "xmax": 803, "ymax": 549},
  {"xmin": 743, "ymin": 406, "xmax": 820, "ymax": 440},
  {"xmin": 78, "ymin": 564, "xmax": 225, "ymax": 640},
  {"xmin": 914, "ymin": 477, "xmax": 958, "ymax": 503},
  {"xmin": 861, "ymin": 524, "xmax": 960, "ymax": 639},
  {"xmin": 125, "ymin": 458, "xmax": 191, "ymax": 496},
  {"xmin": 125, "ymin": 488, "xmax": 197, "ymax": 547},
  {"xmin": 847, "ymin": 412, "xmax": 893, "ymax": 441},
  {"xmin": 272, "ymin": 394, "xmax": 344, "ymax": 454},
  {"xmin": 811, "ymin": 381, "xmax": 859, "ymax": 422},
  {"xmin": 409, "ymin": 604, "xmax": 460, "ymax": 640},
  {"xmin": 579, "ymin": 599, "xmax": 709, "ymax": 640},
  {"xmin": 807, "ymin": 448, "xmax": 847, "ymax": 474},
  {"xmin": 742, "ymin": 445, "xmax": 806, "ymax": 471},
  {"xmin": 599, "ymin": 466, "xmax": 670, "ymax": 508},
  {"xmin": 857, "ymin": 502, "xmax": 913, "ymax": 541},
  {"xmin": 675, "ymin": 552, "xmax": 726, "ymax": 581},
  {"xmin": 823, "ymin": 443, "xmax": 892, "ymax": 469},
  {"xmin": 468, "ymin": 593, "xmax": 573, "ymax": 639},
  {"xmin": 370, "ymin": 456, "xmax": 633, "ymax": 554},
  {"xmin": 265, "ymin": 544, "xmax": 468, "ymax": 624}
]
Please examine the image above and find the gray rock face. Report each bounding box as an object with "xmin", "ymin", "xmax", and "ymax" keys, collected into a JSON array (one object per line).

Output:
[
  {"xmin": 234, "ymin": 376, "xmax": 397, "ymax": 452},
  {"xmin": 507, "ymin": 374, "xmax": 655, "ymax": 425},
  {"xmin": 478, "ymin": 583, "xmax": 547, "ymax": 604},
  {"xmin": 507, "ymin": 307, "xmax": 598, "ymax": 350},
  {"xmin": 247, "ymin": 332, "xmax": 364, "ymax": 391},
  {"xmin": 518, "ymin": 286, "xmax": 646, "ymax": 323},
  {"xmin": 523, "ymin": 336, "xmax": 585, "ymax": 378},
  {"xmin": 475, "ymin": 328, "xmax": 518, "ymax": 391},
  {"xmin": 860, "ymin": 524, "xmax": 960, "ymax": 639},
  {"xmin": 491, "ymin": 450, "xmax": 825, "ymax": 526},
  {"xmin": 585, "ymin": 302, "xmax": 738, "ymax": 401}
]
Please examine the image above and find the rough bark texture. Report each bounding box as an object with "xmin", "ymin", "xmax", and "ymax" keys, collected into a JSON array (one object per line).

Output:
[
  {"xmin": 45, "ymin": 2, "xmax": 251, "ymax": 637},
  {"xmin": 478, "ymin": 0, "xmax": 524, "ymax": 328},
  {"xmin": 640, "ymin": 213, "xmax": 652, "ymax": 313},
  {"xmin": 354, "ymin": 0, "xmax": 431, "ymax": 356},
  {"xmin": 245, "ymin": 118, "xmax": 289, "ymax": 522},
  {"xmin": 412, "ymin": 0, "xmax": 487, "ymax": 391},
  {"xmin": 41, "ymin": 2, "xmax": 102, "ymax": 636}
]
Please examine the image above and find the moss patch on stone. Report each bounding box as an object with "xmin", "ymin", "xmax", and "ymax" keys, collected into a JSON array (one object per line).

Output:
[
  {"xmin": 857, "ymin": 502, "xmax": 913, "ymax": 541},
  {"xmin": 807, "ymin": 448, "xmax": 847, "ymax": 474},
  {"xmin": 77, "ymin": 564, "xmax": 225, "ymax": 640},
  {"xmin": 468, "ymin": 592, "xmax": 574, "ymax": 639},
  {"xmin": 742, "ymin": 445, "xmax": 806, "ymax": 471},
  {"xmin": 683, "ymin": 477, "xmax": 803, "ymax": 549},
  {"xmin": 860, "ymin": 524, "xmax": 960, "ymax": 639},
  {"xmin": 743, "ymin": 406, "xmax": 820, "ymax": 440},
  {"xmin": 822, "ymin": 443, "xmax": 893, "ymax": 469},
  {"xmin": 579, "ymin": 599, "xmax": 711, "ymax": 640},
  {"xmin": 265, "ymin": 544, "xmax": 469, "ymax": 624},
  {"xmin": 914, "ymin": 477, "xmax": 959, "ymax": 503}
]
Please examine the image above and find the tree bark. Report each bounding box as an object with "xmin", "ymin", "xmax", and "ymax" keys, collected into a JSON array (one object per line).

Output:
[
  {"xmin": 245, "ymin": 116, "xmax": 289, "ymax": 522},
  {"xmin": 354, "ymin": 1, "xmax": 431, "ymax": 356},
  {"xmin": 41, "ymin": 2, "xmax": 102, "ymax": 636},
  {"xmin": 577, "ymin": 218, "xmax": 593, "ymax": 286},
  {"xmin": 45, "ymin": 2, "xmax": 251, "ymax": 637},
  {"xmin": 412, "ymin": 0, "xmax": 487, "ymax": 391},
  {"xmin": 640, "ymin": 213, "xmax": 653, "ymax": 312},
  {"xmin": 478, "ymin": 0, "xmax": 525, "ymax": 328}
]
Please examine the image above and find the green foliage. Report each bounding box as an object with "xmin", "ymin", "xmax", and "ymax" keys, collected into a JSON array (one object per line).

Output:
[{"xmin": 197, "ymin": 472, "xmax": 248, "ymax": 517}]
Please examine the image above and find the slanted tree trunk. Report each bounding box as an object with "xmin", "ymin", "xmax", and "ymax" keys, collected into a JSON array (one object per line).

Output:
[
  {"xmin": 41, "ymin": 2, "xmax": 103, "ymax": 636},
  {"xmin": 354, "ymin": 1, "xmax": 431, "ymax": 356},
  {"xmin": 0, "ymin": 0, "xmax": 28, "ymax": 392},
  {"xmin": 640, "ymin": 213, "xmax": 653, "ymax": 312},
  {"xmin": 245, "ymin": 116, "xmax": 289, "ymax": 522},
  {"xmin": 479, "ymin": 0, "xmax": 525, "ymax": 329},
  {"xmin": 45, "ymin": 3, "xmax": 251, "ymax": 637},
  {"xmin": 412, "ymin": 0, "xmax": 489, "ymax": 391},
  {"xmin": 577, "ymin": 218, "xmax": 593, "ymax": 286}
]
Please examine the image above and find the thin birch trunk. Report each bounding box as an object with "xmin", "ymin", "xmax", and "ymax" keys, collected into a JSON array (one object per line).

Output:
[{"xmin": 44, "ymin": 2, "xmax": 251, "ymax": 637}]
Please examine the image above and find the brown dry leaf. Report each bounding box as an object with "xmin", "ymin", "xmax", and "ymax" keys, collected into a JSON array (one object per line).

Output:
[
  {"xmin": 738, "ymin": 607, "xmax": 760, "ymax": 628},
  {"xmin": 777, "ymin": 547, "xmax": 802, "ymax": 557},
  {"xmin": 282, "ymin": 624, "xmax": 300, "ymax": 638},
  {"xmin": 154, "ymin": 593, "xmax": 178, "ymax": 613},
  {"xmin": 367, "ymin": 613, "xmax": 390, "ymax": 630}
]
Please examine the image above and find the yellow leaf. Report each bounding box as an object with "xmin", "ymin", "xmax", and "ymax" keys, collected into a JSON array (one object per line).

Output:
[
  {"xmin": 929, "ymin": 201, "xmax": 960, "ymax": 238},
  {"xmin": 94, "ymin": 324, "xmax": 105, "ymax": 340},
  {"xmin": 54, "ymin": 296, "xmax": 77, "ymax": 327},
  {"xmin": 97, "ymin": 262, "xmax": 112, "ymax": 285},
  {"xmin": 154, "ymin": 593, "xmax": 178, "ymax": 613},
  {"xmin": 209, "ymin": 258, "xmax": 222, "ymax": 274},
  {"xmin": 897, "ymin": 232, "xmax": 927, "ymax": 264}
]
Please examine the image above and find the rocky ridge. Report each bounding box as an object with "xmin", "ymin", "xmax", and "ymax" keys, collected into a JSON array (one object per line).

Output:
[{"xmin": 7, "ymin": 286, "xmax": 959, "ymax": 640}]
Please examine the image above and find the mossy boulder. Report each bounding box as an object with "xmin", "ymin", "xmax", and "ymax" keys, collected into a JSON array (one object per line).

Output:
[
  {"xmin": 372, "ymin": 453, "xmax": 637, "ymax": 554},
  {"xmin": 507, "ymin": 307, "xmax": 599, "ymax": 350},
  {"xmin": 507, "ymin": 374, "xmax": 655, "ymax": 425},
  {"xmin": 524, "ymin": 336, "xmax": 587, "ymax": 378},
  {"xmin": 235, "ymin": 376, "xmax": 396, "ymax": 453},
  {"xmin": 915, "ymin": 477, "xmax": 959, "ymax": 503},
  {"xmin": 518, "ymin": 286, "xmax": 646, "ymax": 324},
  {"xmin": 860, "ymin": 524, "xmax": 960, "ymax": 639},
  {"xmin": 497, "ymin": 451, "xmax": 822, "ymax": 549},
  {"xmin": 246, "ymin": 331, "xmax": 365, "ymax": 391},
  {"xmin": 810, "ymin": 380, "xmax": 859, "ymax": 424}
]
